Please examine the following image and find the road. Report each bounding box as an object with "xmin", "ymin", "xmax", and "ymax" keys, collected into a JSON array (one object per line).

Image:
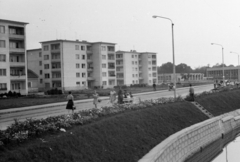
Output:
[{"xmin": 0, "ymin": 84, "xmax": 213, "ymax": 130}]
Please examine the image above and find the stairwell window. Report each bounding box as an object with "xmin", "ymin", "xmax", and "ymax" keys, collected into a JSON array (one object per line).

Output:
[
  {"xmin": 45, "ymin": 73, "xmax": 50, "ymax": 78},
  {"xmin": 81, "ymin": 46, "xmax": 85, "ymax": 51},
  {"xmin": 43, "ymin": 45, "xmax": 49, "ymax": 51},
  {"xmin": 44, "ymin": 55, "xmax": 49, "ymax": 60}
]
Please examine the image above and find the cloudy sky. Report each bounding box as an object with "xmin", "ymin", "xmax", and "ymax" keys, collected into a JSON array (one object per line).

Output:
[{"xmin": 1, "ymin": 0, "xmax": 240, "ymax": 69}]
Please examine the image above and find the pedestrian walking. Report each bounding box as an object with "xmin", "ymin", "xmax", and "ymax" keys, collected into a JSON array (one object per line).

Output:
[
  {"xmin": 153, "ymin": 83, "xmax": 156, "ymax": 91},
  {"xmin": 66, "ymin": 91, "xmax": 75, "ymax": 114},
  {"xmin": 117, "ymin": 87, "xmax": 124, "ymax": 104},
  {"xmin": 93, "ymin": 90, "xmax": 99, "ymax": 109},
  {"xmin": 109, "ymin": 90, "xmax": 116, "ymax": 105},
  {"xmin": 189, "ymin": 84, "xmax": 194, "ymax": 101}
]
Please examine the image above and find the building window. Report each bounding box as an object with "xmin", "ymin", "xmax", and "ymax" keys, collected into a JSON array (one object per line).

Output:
[
  {"xmin": 102, "ymin": 72, "xmax": 106, "ymax": 77},
  {"xmin": 45, "ymin": 73, "xmax": 50, "ymax": 78},
  {"xmin": 82, "ymin": 81, "xmax": 85, "ymax": 86},
  {"xmin": 81, "ymin": 46, "xmax": 85, "ymax": 51},
  {"xmin": 132, "ymin": 74, "xmax": 134, "ymax": 77},
  {"xmin": 148, "ymin": 68, "xmax": 151, "ymax": 71},
  {"xmin": 44, "ymin": 64, "xmax": 49, "ymax": 69},
  {"xmin": 135, "ymin": 74, "xmax": 138, "ymax": 77},
  {"xmin": 102, "ymin": 55, "xmax": 106, "ymax": 60},
  {"xmin": 0, "ymin": 69, "xmax": 6, "ymax": 76},
  {"xmin": 132, "ymin": 55, "xmax": 134, "ymax": 58},
  {"xmin": 102, "ymin": 64, "xmax": 106, "ymax": 68},
  {"xmin": 0, "ymin": 40, "xmax": 6, "ymax": 48},
  {"xmin": 132, "ymin": 61, "xmax": 134, "ymax": 64},
  {"xmin": 39, "ymin": 61, "xmax": 42, "ymax": 66},
  {"xmin": 76, "ymin": 73, "xmax": 80, "ymax": 77},
  {"xmin": 148, "ymin": 61, "xmax": 151, "ymax": 64},
  {"xmin": 82, "ymin": 55, "xmax": 85, "ymax": 60},
  {"xmin": 76, "ymin": 63, "xmax": 80, "ymax": 68},
  {"xmin": 133, "ymin": 80, "xmax": 135, "ymax": 84},
  {"xmin": 102, "ymin": 81, "xmax": 107, "ymax": 85},
  {"xmin": 51, "ymin": 44, "xmax": 60, "ymax": 50},
  {"xmin": 0, "ymin": 54, "xmax": 6, "ymax": 62},
  {"xmin": 0, "ymin": 26, "xmax": 5, "ymax": 33},
  {"xmin": 39, "ymin": 52, "xmax": 42, "ymax": 57},
  {"xmin": 136, "ymin": 80, "xmax": 138, "ymax": 83},
  {"xmin": 44, "ymin": 55, "xmax": 49, "ymax": 60},
  {"xmin": 40, "ymin": 79, "xmax": 43, "ymax": 84},
  {"xmin": 82, "ymin": 64, "xmax": 85, "ymax": 68},
  {"xmin": 75, "ymin": 45, "xmax": 79, "ymax": 50},
  {"xmin": 135, "ymin": 61, "xmax": 137, "ymax": 64},
  {"xmin": 76, "ymin": 54, "xmax": 80, "ymax": 59},
  {"xmin": 43, "ymin": 45, "xmax": 49, "ymax": 51},
  {"xmin": 0, "ymin": 83, "xmax": 7, "ymax": 90},
  {"xmin": 76, "ymin": 82, "xmax": 80, "ymax": 86},
  {"xmin": 82, "ymin": 73, "xmax": 86, "ymax": 78},
  {"xmin": 135, "ymin": 55, "xmax": 137, "ymax": 58},
  {"xmin": 40, "ymin": 70, "xmax": 42, "ymax": 75},
  {"xmin": 101, "ymin": 46, "xmax": 106, "ymax": 51},
  {"xmin": 135, "ymin": 67, "xmax": 138, "ymax": 71}
]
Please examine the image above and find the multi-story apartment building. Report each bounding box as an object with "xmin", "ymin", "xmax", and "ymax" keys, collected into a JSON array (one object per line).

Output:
[
  {"xmin": 0, "ymin": 19, "xmax": 28, "ymax": 95},
  {"xmin": 116, "ymin": 50, "xmax": 158, "ymax": 86},
  {"xmin": 27, "ymin": 40, "xmax": 116, "ymax": 91}
]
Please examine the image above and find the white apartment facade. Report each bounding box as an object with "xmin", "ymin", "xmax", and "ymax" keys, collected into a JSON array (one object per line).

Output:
[
  {"xmin": 116, "ymin": 50, "xmax": 158, "ymax": 86},
  {"xmin": 0, "ymin": 19, "xmax": 28, "ymax": 95},
  {"xmin": 27, "ymin": 40, "xmax": 116, "ymax": 91}
]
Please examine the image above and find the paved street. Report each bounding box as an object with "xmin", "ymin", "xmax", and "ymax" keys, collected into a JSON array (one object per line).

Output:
[{"xmin": 0, "ymin": 84, "xmax": 213, "ymax": 130}]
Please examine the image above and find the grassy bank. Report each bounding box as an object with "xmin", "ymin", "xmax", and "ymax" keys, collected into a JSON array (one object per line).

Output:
[
  {"xmin": 0, "ymin": 102, "xmax": 207, "ymax": 162},
  {"xmin": 1, "ymin": 86, "xmax": 238, "ymax": 162}
]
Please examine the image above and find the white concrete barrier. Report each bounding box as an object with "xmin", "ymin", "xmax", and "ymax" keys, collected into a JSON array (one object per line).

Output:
[{"xmin": 139, "ymin": 109, "xmax": 240, "ymax": 162}]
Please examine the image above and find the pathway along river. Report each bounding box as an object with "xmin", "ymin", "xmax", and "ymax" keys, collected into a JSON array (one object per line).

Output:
[{"xmin": 212, "ymin": 135, "xmax": 240, "ymax": 162}]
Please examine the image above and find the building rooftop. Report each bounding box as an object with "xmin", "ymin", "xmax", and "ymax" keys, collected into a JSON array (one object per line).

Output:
[
  {"xmin": 116, "ymin": 50, "xmax": 156, "ymax": 54},
  {"xmin": 0, "ymin": 19, "xmax": 28, "ymax": 25},
  {"xmin": 40, "ymin": 39, "xmax": 116, "ymax": 45},
  {"xmin": 207, "ymin": 66, "xmax": 240, "ymax": 71},
  {"xmin": 27, "ymin": 48, "xmax": 41, "ymax": 52}
]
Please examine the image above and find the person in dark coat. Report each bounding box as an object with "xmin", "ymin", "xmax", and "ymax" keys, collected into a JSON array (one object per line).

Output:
[
  {"xmin": 117, "ymin": 87, "xmax": 124, "ymax": 104},
  {"xmin": 66, "ymin": 91, "xmax": 75, "ymax": 114}
]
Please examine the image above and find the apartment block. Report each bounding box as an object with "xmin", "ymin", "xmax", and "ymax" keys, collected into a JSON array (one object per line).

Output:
[
  {"xmin": 27, "ymin": 40, "xmax": 116, "ymax": 91},
  {"xmin": 0, "ymin": 19, "xmax": 28, "ymax": 95},
  {"xmin": 116, "ymin": 50, "xmax": 158, "ymax": 86}
]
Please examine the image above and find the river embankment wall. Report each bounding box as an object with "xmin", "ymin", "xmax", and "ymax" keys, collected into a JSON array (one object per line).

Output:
[{"xmin": 139, "ymin": 109, "xmax": 240, "ymax": 162}]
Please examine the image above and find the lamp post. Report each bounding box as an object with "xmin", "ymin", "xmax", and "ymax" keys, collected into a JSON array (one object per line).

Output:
[
  {"xmin": 153, "ymin": 15, "xmax": 176, "ymax": 99},
  {"xmin": 230, "ymin": 51, "xmax": 239, "ymax": 66},
  {"xmin": 211, "ymin": 43, "xmax": 225, "ymax": 85}
]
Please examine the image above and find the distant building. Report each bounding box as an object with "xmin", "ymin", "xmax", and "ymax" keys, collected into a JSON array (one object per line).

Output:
[
  {"xmin": 27, "ymin": 40, "xmax": 116, "ymax": 91},
  {"xmin": 206, "ymin": 66, "xmax": 240, "ymax": 81},
  {"xmin": 0, "ymin": 19, "xmax": 28, "ymax": 95},
  {"xmin": 116, "ymin": 50, "xmax": 158, "ymax": 86},
  {"xmin": 158, "ymin": 73, "xmax": 204, "ymax": 83}
]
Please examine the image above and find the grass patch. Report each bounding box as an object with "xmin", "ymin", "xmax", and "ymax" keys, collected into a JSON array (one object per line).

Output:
[{"xmin": 0, "ymin": 102, "xmax": 207, "ymax": 162}]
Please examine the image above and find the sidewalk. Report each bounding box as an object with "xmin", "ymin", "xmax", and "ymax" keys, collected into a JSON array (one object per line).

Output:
[{"xmin": 0, "ymin": 84, "xmax": 212, "ymax": 115}]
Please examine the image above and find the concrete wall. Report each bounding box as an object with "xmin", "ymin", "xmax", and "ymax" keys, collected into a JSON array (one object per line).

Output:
[{"xmin": 139, "ymin": 109, "xmax": 240, "ymax": 162}]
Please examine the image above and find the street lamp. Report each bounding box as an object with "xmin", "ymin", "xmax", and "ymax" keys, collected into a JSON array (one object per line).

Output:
[
  {"xmin": 211, "ymin": 43, "xmax": 225, "ymax": 85},
  {"xmin": 230, "ymin": 51, "xmax": 239, "ymax": 66},
  {"xmin": 153, "ymin": 15, "xmax": 176, "ymax": 99}
]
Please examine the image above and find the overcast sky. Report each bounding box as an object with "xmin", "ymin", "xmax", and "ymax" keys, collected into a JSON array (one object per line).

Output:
[{"xmin": 1, "ymin": 0, "xmax": 240, "ymax": 69}]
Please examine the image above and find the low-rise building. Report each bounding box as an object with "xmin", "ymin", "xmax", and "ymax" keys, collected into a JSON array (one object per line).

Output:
[
  {"xmin": 206, "ymin": 66, "xmax": 240, "ymax": 81},
  {"xmin": 158, "ymin": 73, "xmax": 204, "ymax": 83}
]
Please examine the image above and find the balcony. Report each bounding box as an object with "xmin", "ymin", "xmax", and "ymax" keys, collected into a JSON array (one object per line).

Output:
[
  {"xmin": 87, "ymin": 67, "xmax": 94, "ymax": 71},
  {"xmin": 9, "ymin": 34, "xmax": 24, "ymax": 40},
  {"xmin": 52, "ymin": 77, "xmax": 61, "ymax": 81},
  {"xmin": 9, "ymin": 48, "xmax": 25, "ymax": 53},
  {"xmin": 109, "ymin": 74, "xmax": 116, "ymax": 78},
  {"xmin": 87, "ymin": 77, "xmax": 94, "ymax": 80},
  {"xmin": 51, "ymin": 67, "xmax": 61, "ymax": 71},
  {"xmin": 10, "ymin": 74, "xmax": 26, "ymax": 80},
  {"xmin": 10, "ymin": 61, "xmax": 25, "ymax": 67}
]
